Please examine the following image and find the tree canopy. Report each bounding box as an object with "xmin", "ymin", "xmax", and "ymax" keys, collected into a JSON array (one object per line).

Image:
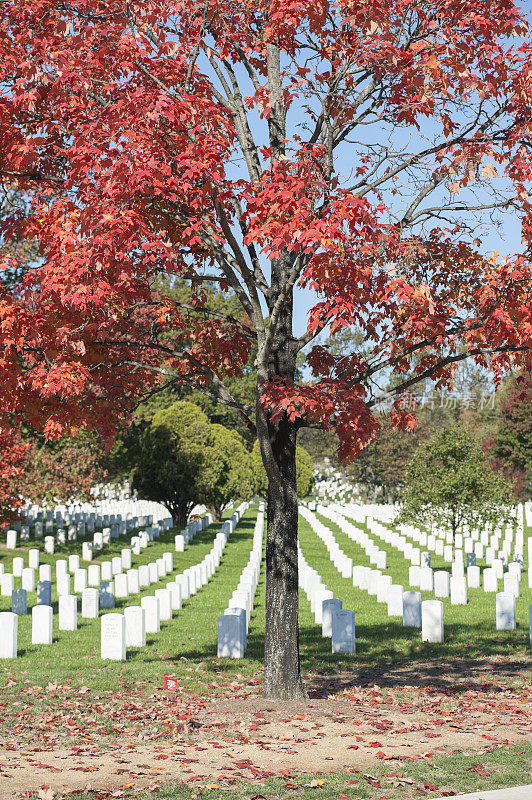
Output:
[
  {"xmin": 399, "ymin": 426, "xmax": 513, "ymax": 536},
  {"xmin": 131, "ymin": 401, "xmax": 253, "ymax": 526}
]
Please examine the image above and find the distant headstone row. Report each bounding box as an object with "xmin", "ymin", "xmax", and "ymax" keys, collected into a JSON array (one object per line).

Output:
[
  {"xmin": 217, "ymin": 503, "xmax": 265, "ymax": 658},
  {"xmin": 298, "ymin": 502, "xmax": 531, "ymax": 645}
]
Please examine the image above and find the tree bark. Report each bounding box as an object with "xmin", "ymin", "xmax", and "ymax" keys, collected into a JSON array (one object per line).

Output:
[
  {"xmin": 169, "ymin": 502, "xmax": 189, "ymax": 530},
  {"xmin": 208, "ymin": 505, "xmax": 222, "ymax": 523},
  {"xmin": 263, "ymin": 413, "xmax": 306, "ymax": 700}
]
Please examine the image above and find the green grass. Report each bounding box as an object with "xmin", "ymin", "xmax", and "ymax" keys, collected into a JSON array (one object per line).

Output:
[
  {"xmin": 0, "ymin": 504, "xmax": 530, "ymax": 749},
  {"xmin": 63, "ymin": 743, "xmax": 532, "ymax": 799},
  {"xmin": 295, "ymin": 510, "xmax": 532, "ymax": 667},
  {"xmin": 0, "ymin": 506, "xmax": 265, "ymax": 690},
  {"xmin": 1, "ymin": 504, "xmax": 530, "ymax": 690}
]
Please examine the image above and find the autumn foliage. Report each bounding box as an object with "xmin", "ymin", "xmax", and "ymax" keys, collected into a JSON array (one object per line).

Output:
[{"xmin": 0, "ymin": 0, "xmax": 531, "ymax": 459}]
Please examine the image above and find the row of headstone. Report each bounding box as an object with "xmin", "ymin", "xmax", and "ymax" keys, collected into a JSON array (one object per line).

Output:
[
  {"xmin": 297, "ymin": 543, "xmax": 356, "ymax": 653},
  {"xmin": 337, "ymin": 504, "xmax": 526, "ymax": 601},
  {"xmin": 6, "ymin": 495, "xmax": 174, "ymax": 549},
  {"xmin": 1, "ymin": 503, "xmax": 248, "ymax": 658},
  {"xmin": 316, "ymin": 505, "xmax": 388, "ymax": 570},
  {"xmin": 298, "ymin": 503, "xmax": 532, "ymax": 641},
  {"xmin": 101, "ymin": 503, "xmax": 250, "ymax": 660},
  {"xmin": 217, "ymin": 504, "xmax": 265, "ymax": 658},
  {"xmin": 1, "ymin": 507, "xmax": 216, "ymax": 624}
]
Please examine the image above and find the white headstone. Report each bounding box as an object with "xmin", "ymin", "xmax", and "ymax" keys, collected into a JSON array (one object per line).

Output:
[
  {"xmin": 74, "ymin": 568, "xmax": 88, "ymax": 593},
  {"xmin": 82, "ymin": 542, "xmax": 93, "ymax": 561},
  {"xmin": 124, "ymin": 606, "xmax": 146, "ymax": 647},
  {"xmin": 28, "ymin": 549, "xmax": 40, "ymax": 569},
  {"xmin": 402, "ymin": 591, "xmax": 422, "ymax": 627},
  {"xmin": 387, "ymin": 584, "xmax": 403, "ymax": 616},
  {"xmin": 111, "ymin": 556, "xmax": 123, "ymax": 576},
  {"xmin": 496, "ymin": 592, "xmax": 516, "ymax": 630},
  {"xmin": 44, "ymin": 536, "xmax": 54, "ymax": 554},
  {"xmin": 32, "ymin": 605, "xmax": 53, "ymax": 644},
  {"xmin": 37, "ymin": 580, "xmax": 52, "ymax": 605},
  {"xmin": 88, "ymin": 564, "xmax": 101, "ymax": 586},
  {"xmin": 217, "ymin": 613, "xmax": 244, "ymax": 658},
  {"xmin": 166, "ymin": 580, "xmax": 182, "ymax": 611},
  {"xmin": 1, "ymin": 574, "xmax": 14, "ymax": 597},
  {"xmin": 101, "ymin": 613, "xmax": 126, "ymax": 661},
  {"xmin": 419, "ymin": 567, "xmax": 434, "ymax": 592},
  {"xmin": 100, "ymin": 581, "xmax": 115, "ymax": 608},
  {"xmin": 82, "ymin": 587, "xmax": 99, "ymax": 618},
  {"xmin": 121, "ymin": 549, "xmax": 132, "ymax": 570},
  {"xmin": 175, "ymin": 535, "xmax": 185, "ymax": 552},
  {"xmin": 503, "ymin": 572, "xmax": 519, "ymax": 598},
  {"xmin": 155, "ymin": 588, "xmax": 172, "ymax": 621},
  {"xmin": 12, "ymin": 588, "xmax": 27, "ymax": 615},
  {"xmin": 422, "ymin": 599, "xmax": 444, "ymax": 643},
  {"xmin": 331, "ymin": 609, "xmax": 356, "ymax": 653},
  {"xmin": 0, "ymin": 612, "xmax": 18, "ymax": 657},
  {"xmin": 114, "ymin": 573, "xmax": 129, "ymax": 599},
  {"xmin": 434, "ymin": 570, "xmax": 450, "ymax": 597},
  {"xmin": 483, "ymin": 567, "xmax": 498, "ymax": 592},
  {"xmin": 101, "ymin": 561, "xmax": 113, "ymax": 581},
  {"xmin": 59, "ymin": 595, "xmax": 78, "ymax": 631},
  {"xmin": 68, "ymin": 554, "xmax": 80, "ymax": 573},
  {"xmin": 21, "ymin": 568, "xmax": 35, "ymax": 592},
  {"xmin": 126, "ymin": 568, "xmax": 140, "ymax": 595},
  {"xmin": 467, "ymin": 565, "xmax": 481, "ymax": 589},
  {"xmin": 138, "ymin": 565, "xmax": 150, "ymax": 588},
  {"xmin": 6, "ymin": 530, "xmax": 17, "ymax": 549},
  {"xmin": 322, "ymin": 598, "xmax": 342, "ymax": 637},
  {"xmin": 141, "ymin": 595, "xmax": 160, "ymax": 633},
  {"xmin": 57, "ymin": 573, "xmax": 71, "ymax": 596},
  {"xmin": 39, "ymin": 564, "xmax": 52, "ymax": 582},
  {"xmin": 450, "ymin": 575, "xmax": 467, "ymax": 605},
  {"xmin": 12, "ymin": 557, "xmax": 24, "ymax": 577},
  {"xmin": 408, "ymin": 565, "xmax": 421, "ymax": 587}
]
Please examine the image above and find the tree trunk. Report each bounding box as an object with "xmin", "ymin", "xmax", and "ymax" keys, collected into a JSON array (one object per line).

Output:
[
  {"xmin": 263, "ymin": 413, "xmax": 306, "ymax": 700},
  {"xmin": 169, "ymin": 502, "xmax": 189, "ymax": 530},
  {"xmin": 208, "ymin": 505, "xmax": 222, "ymax": 523}
]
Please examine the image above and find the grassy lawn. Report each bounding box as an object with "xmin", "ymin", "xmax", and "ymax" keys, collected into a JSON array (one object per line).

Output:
[
  {"xmin": 0, "ymin": 504, "xmax": 530, "ymax": 798},
  {"xmin": 1, "ymin": 504, "xmax": 530, "ymax": 696},
  {"xmin": 62, "ymin": 743, "xmax": 532, "ymax": 799},
  {"xmin": 295, "ymin": 510, "xmax": 532, "ymax": 667}
]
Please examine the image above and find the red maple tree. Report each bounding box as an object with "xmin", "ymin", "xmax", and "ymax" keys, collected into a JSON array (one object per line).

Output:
[{"xmin": 1, "ymin": 0, "xmax": 532, "ymax": 697}]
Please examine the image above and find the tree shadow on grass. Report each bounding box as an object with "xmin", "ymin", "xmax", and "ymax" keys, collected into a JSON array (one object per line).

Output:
[{"xmin": 132, "ymin": 613, "xmax": 532, "ymax": 694}]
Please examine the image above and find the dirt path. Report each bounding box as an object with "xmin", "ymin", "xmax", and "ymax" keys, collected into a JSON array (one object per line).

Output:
[{"xmin": 2, "ymin": 658, "xmax": 531, "ymax": 798}]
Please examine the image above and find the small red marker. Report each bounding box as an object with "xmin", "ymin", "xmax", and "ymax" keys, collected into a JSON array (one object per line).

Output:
[{"xmin": 163, "ymin": 674, "xmax": 177, "ymax": 692}]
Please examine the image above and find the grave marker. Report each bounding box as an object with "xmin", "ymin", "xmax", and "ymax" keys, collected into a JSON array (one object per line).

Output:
[
  {"xmin": 12, "ymin": 588, "xmax": 27, "ymax": 616},
  {"xmin": 0, "ymin": 612, "xmax": 17, "ymax": 658},
  {"xmin": 124, "ymin": 606, "xmax": 146, "ymax": 647},
  {"xmin": 32, "ymin": 605, "xmax": 53, "ymax": 644},
  {"xmin": 59, "ymin": 595, "xmax": 78, "ymax": 631},
  {"xmin": 101, "ymin": 613, "xmax": 126, "ymax": 661},
  {"xmin": 496, "ymin": 592, "xmax": 516, "ymax": 631},
  {"xmin": 402, "ymin": 591, "xmax": 422, "ymax": 627},
  {"xmin": 422, "ymin": 600, "xmax": 444, "ymax": 643},
  {"xmin": 331, "ymin": 610, "xmax": 356, "ymax": 653},
  {"xmin": 82, "ymin": 588, "xmax": 99, "ymax": 618}
]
